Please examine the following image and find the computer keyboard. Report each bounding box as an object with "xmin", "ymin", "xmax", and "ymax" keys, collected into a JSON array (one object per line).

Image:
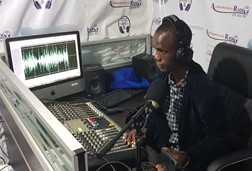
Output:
[{"xmin": 92, "ymin": 88, "xmax": 147, "ymax": 108}]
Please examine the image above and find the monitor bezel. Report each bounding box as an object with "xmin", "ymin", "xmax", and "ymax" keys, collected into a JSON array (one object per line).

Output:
[{"xmin": 5, "ymin": 31, "xmax": 83, "ymax": 91}]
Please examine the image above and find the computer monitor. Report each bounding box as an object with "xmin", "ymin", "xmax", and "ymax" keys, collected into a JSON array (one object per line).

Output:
[{"xmin": 5, "ymin": 31, "xmax": 84, "ymax": 100}]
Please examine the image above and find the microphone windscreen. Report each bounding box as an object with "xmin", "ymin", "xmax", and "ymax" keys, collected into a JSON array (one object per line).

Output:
[{"xmin": 145, "ymin": 79, "xmax": 168, "ymax": 106}]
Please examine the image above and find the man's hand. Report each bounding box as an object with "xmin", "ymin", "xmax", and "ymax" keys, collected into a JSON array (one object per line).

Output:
[
  {"xmin": 161, "ymin": 147, "xmax": 189, "ymax": 168},
  {"xmin": 155, "ymin": 164, "xmax": 167, "ymax": 171},
  {"xmin": 123, "ymin": 128, "xmax": 147, "ymax": 147}
]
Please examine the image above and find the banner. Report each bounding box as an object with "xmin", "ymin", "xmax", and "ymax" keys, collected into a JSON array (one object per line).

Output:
[
  {"xmin": 84, "ymin": 0, "xmax": 153, "ymax": 41},
  {"xmin": 1, "ymin": 0, "xmax": 252, "ymax": 71},
  {"xmin": 0, "ymin": 0, "xmax": 87, "ymax": 54},
  {"xmin": 152, "ymin": 0, "xmax": 252, "ymax": 71}
]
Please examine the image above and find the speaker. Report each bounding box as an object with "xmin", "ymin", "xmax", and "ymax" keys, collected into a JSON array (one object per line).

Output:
[
  {"xmin": 83, "ymin": 64, "xmax": 105, "ymax": 96},
  {"xmin": 162, "ymin": 15, "xmax": 193, "ymax": 64},
  {"xmin": 132, "ymin": 53, "xmax": 157, "ymax": 82}
]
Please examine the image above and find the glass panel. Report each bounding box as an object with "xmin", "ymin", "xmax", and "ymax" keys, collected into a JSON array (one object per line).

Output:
[
  {"xmin": 0, "ymin": 66, "xmax": 75, "ymax": 171},
  {"xmin": 81, "ymin": 38, "xmax": 146, "ymax": 67}
]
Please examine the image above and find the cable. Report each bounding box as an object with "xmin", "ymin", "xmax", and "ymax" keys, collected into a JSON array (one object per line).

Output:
[
  {"xmin": 141, "ymin": 161, "xmax": 157, "ymax": 170},
  {"xmin": 123, "ymin": 108, "xmax": 138, "ymax": 113},
  {"xmin": 101, "ymin": 157, "xmax": 116, "ymax": 171},
  {"xmin": 96, "ymin": 161, "xmax": 132, "ymax": 171},
  {"xmin": 0, "ymin": 140, "xmax": 8, "ymax": 158},
  {"xmin": 141, "ymin": 112, "xmax": 150, "ymax": 130},
  {"xmin": 0, "ymin": 156, "xmax": 5, "ymax": 164}
]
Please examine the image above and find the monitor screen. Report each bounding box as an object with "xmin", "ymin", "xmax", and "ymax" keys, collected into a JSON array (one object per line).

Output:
[{"xmin": 5, "ymin": 31, "xmax": 84, "ymax": 100}]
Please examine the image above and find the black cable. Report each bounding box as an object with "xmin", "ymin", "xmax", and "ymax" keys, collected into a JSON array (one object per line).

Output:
[
  {"xmin": 102, "ymin": 157, "xmax": 116, "ymax": 171},
  {"xmin": 141, "ymin": 161, "xmax": 157, "ymax": 170},
  {"xmin": 0, "ymin": 156, "xmax": 5, "ymax": 164},
  {"xmin": 96, "ymin": 161, "xmax": 132, "ymax": 171},
  {"xmin": 123, "ymin": 108, "xmax": 138, "ymax": 112},
  {"xmin": 0, "ymin": 140, "xmax": 8, "ymax": 158}
]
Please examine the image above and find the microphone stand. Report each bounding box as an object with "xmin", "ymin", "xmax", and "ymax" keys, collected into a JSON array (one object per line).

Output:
[
  {"xmin": 135, "ymin": 110, "xmax": 150, "ymax": 171},
  {"xmin": 96, "ymin": 101, "xmax": 152, "ymax": 171}
]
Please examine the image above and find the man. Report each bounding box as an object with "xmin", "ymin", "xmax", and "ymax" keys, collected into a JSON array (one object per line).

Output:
[{"xmin": 124, "ymin": 15, "xmax": 227, "ymax": 171}]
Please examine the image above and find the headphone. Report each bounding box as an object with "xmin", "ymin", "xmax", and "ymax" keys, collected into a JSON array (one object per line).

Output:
[
  {"xmin": 33, "ymin": 0, "xmax": 52, "ymax": 9},
  {"xmin": 162, "ymin": 15, "xmax": 193, "ymax": 64}
]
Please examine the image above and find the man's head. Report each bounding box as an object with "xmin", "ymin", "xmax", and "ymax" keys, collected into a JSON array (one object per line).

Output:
[{"xmin": 152, "ymin": 15, "xmax": 193, "ymax": 73}]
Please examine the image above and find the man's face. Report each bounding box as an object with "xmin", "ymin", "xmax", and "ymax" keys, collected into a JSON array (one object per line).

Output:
[{"xmin": 152, "ymin": 30, "xmax": 179, "ymax": 72}]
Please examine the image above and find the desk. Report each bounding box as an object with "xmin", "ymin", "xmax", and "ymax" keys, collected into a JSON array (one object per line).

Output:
[
  {"xmin": 108, "ymin": 92, "xmax": 145, "ymax": 128},
  {"xmin": 87, "ymin": 92, "xmax": 146, "ymax": 171}
]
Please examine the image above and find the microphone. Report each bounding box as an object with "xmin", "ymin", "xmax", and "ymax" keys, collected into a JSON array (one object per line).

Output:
[
  {"xmin": 144, "ymin": 79, "xmax": 169, "ymax": 109},
  {"xmin": 125, "ymin": 79, "xmax": 168, "ymax": 124}
]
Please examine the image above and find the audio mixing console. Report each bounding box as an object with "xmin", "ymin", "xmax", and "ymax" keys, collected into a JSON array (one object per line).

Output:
[{"xmin": 44, "ymin": 101, "xmax": 135, "ymax": 167}]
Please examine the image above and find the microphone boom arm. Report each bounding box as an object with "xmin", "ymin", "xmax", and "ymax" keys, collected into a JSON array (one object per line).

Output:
[{"xmin": 96, "ymin": 101, "xmax": 152, "ymax": 158}]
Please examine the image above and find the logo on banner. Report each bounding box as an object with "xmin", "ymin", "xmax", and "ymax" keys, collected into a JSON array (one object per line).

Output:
[
  {"xmin": 118, "ymin": 16, "xmax": 131, "ymax": 34},
  {"xmin": 189, "ymin": 25, "xmax": 204, "ymax": 31},
  {"xmin": 0, "ymin": 31, "xmax": 11, "ymax": 40},
  {"xmin": 33, "ymin": 0, "xmax": 52, "ymax": 10},
  {"xmin": 87, "ymin": 25, "xmax": 99, "ymax": 36},
  {"xmin": 110, "ymin": 0, "xmax": 142, "ymax": 9},
  {"xmin": 179, "ymin": 0, "xmax": 192, "ymax": 11},
  {"xmin": 207, "ymin": 29, "xmax": 238, "ymax": 44},
  {"xmin": 152, "ymin": 17, "xmax": 162, "ymax": 26},
  {"xmin": 212, "ymin": 3, "xmax": 250, "ymax": 18}
]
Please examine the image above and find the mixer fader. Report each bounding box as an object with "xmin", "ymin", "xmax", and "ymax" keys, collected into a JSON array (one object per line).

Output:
[{"xmin": 45, "ymin": 101, "xmax": 135, "ymax": 167}]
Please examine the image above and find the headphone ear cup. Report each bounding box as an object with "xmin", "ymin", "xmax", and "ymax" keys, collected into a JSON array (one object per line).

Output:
[
  {"xmin": 126, "ymin": 26, "xmax": 130, "ymax": 33},
  {"xmin": 119, "ymin": 26, "xmax": 125, "ymax": 34},
  {"xmin": 34, "ymin": 1, "xmax": 42, "ymax": 9},
  {"xmin": 185, "ymin": 3, "xmax": 191, "ymax": 11},
  {"xmin": 45, "ymin": 0, "xmax": 52, "ymax": 9},
  {"xmin": 176, "ymin": 47, "xmax": 193, "ymax": 64},
  {"xmin": 179, "ymin": 3, "xmax": 183, "ymax": 10},
  {"xmin": 186, "ymin": 47, "xmax": 193, "ymax": 62},
  {"xmin": 176, "ymin": 47, "xmax": 185, "ymax": 63}
]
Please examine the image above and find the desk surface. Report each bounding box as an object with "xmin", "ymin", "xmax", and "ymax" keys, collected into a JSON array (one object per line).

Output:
[{"xmin": 105, "ymin": 92, "xmax": 145, "ymax": 128}]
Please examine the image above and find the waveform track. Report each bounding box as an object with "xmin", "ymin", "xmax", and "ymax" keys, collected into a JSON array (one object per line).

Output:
[{"xmin": 21, "ymin": 41, "xmax": 78, "ymax": 80}]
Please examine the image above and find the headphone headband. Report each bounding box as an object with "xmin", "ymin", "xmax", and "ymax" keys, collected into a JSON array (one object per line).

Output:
[
  {"xmin": 162, "ymin": 15, "xmax": 193, "ymax": 64},
  {"xmin": 162, "ymin": 15, "xmax": 189, "ymax": 47}
]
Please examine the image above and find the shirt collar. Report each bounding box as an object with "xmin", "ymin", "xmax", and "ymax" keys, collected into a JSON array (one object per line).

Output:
[{"xmin": 168, "ymin": 70, "xmax": 189, "ymax": 87}]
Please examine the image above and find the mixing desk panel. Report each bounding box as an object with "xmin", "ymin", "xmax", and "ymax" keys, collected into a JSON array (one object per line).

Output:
[{"xmin": 44, "ymin": 101, "xmax": 135, "ymax": 167}]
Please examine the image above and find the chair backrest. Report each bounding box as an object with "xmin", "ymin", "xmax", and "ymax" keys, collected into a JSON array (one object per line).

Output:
[{"xmin": 207, "ymin": 42, "xmax": 252, "ymax": 150}]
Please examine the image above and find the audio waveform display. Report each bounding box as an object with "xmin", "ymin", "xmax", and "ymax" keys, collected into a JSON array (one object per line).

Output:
[{"xmin": 21, "ymin": 41, "xmax": 78, "ymax": 80}]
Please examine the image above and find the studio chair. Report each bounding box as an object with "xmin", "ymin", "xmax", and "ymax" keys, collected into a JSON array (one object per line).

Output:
[{"xmin": 207, "ymin": 42, "xmax": 252, "ymax": 171}]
